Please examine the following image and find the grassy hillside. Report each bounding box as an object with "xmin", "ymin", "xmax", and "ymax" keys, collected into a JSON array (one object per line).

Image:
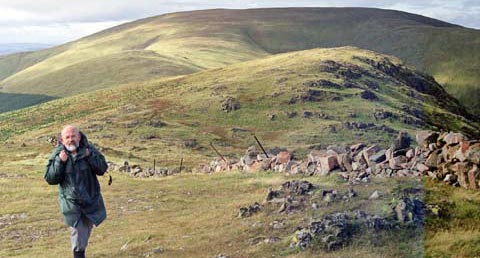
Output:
[
  {"xmin": 0, "ymin": 93, "xmax": 56, "ymax": 113},
  {"xmin": 0, "ymin": 8, "xmax": 479, "ymax": 116},
  {"xmin": 0, "ymin": 47, "xmax": 479, "ymax": 258},
  {"xmin": 0, "ymin": 151, "xmax": 426, "ymax": 258},
  {"xmin": 0, "ymin": 45, "xmax": 68, "ymax": 81},
  {"xmin": 0, "ymin": 47, "xmax": 478, "ymax": 167}
]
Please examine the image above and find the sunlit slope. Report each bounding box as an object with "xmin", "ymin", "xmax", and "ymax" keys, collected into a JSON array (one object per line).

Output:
[
  {"xmin": 1, "ymin": 47, "xmax": 477, "ymax": 168},
  {"xmin": 0, "ymin": 8, "xmax": 479, "ymax": 115},
  {"xmin": 0, "ymin": 13, "xmax": 269, "ymax": 96},
  {"xmin": 0, "ymin": 45, "xmax": 67, "ymax": 82}
]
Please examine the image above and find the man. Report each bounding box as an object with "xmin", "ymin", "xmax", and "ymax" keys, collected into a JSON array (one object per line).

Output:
[{"xmin": 45, "ymin": 125, "xmax": 108, "ymax": 258}]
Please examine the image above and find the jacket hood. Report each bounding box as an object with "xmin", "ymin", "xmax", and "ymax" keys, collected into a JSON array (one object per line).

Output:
[{"xmin": 79, "ymin": 131, "xmax": 89, "ymax": 148}]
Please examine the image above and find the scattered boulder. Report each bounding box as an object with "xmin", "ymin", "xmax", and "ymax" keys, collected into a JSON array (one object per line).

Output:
[
  {"xmin": 243, "ymin": 176, "xmax": 426, "ymax": 253},
  {"xmin": 281, "ymin": 180, "xmax": 317, "ymax": 196},
  {"xmin": 360, "ymin": 90, "xmax": 379, "ymax": 101},
  {"xmin": 305, "ymin": 79, "xmax": 342, "ymax": 89},
  {"xmin": 147, "ymin": 119, "xmax": 166, "ymax": 128},
  {"xmin": 285, "ymin": 111, "xmax": 297, "ymax": 118},
  {"xmin": 292, "ymin": 212, "xmax": 354, "ymax": 251},
  {"xmin": 239, "ymin": 202, "xmax": 261, "ymax": 217},
  {"xmin": 263, "ymin": 180, "xmax": 317, "ymax": 214},
  {"xmin": 318, "ymin": 60, "xmax": 341, "ymax": 73},
  {"xmin": 184, "ymin": 139, "xmax": 198, "ymax": 148},
  {"xmin": 394, "ymin": 197, "xmax": 425, "ymax": 225},
  {"xmin": 221, "ymin": 97, "xmax": 240, "ymax": 112}
]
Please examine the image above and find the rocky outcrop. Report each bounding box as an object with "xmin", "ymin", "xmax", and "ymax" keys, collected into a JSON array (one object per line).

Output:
[
  {"xmin": 290, "ymin": 197, "xmax": 424, "ymax": 251},
  {"xmin": 415, "ymin": 131, "xmax": 480, "ymax": 189},
  {"xmin": 239, "ymin": 179, "xmax": 425, "ymax": 252},
  {"xmin": 203, "ymin": 130, "xmax": 480, "ymax": 190}
]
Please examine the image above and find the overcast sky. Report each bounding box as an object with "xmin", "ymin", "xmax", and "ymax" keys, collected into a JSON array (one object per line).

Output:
[{"xmin": 0, "ymin": 0, "xmax": 478, "ymax": 45}]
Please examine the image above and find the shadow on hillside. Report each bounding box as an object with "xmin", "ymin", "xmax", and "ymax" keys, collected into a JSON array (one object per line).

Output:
[{"xmin": 0, "ymin": 92, "xmax": 57, "ymax": 113}]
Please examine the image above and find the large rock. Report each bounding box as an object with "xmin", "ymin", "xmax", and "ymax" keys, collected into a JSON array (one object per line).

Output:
[
  {"xmin": 450, "ymin": 162, "xmax": 472, "ymax": 189},
  {"xmin": 350, "ymin": 143, "xmax": 366, "ymax": 153},
  {"xmin": 369, "ymin": 149, "xmax": 386, "ymax": 164},
  {"xmin": 243, "ymin": 146, "xmax": 259, "ymax": 166},
  {"xmin": 391, "ymin": 131, "xmax": 411, "ymax": 151},
  {"xmin": 351, "ymin": 161, "xmax": 364, "ymax": 171},
  {"xmin": 425, "ymin": 150, "xmax": 442, "ymax": 168},
  {"xmin": 289, "ymin": 161, "xmax": 308, "ymax": 175},
  {"xmin": 389, "ymin": 156, "xmax": 408, "ymax": 170},
  {"xmin": 327, "ymin": 145, "xmax": 348, "ymax": 154},
  {"xmin": 317, "ymin": 156, "xmax": 339, "ymax": 176},
  {"xmin": 443, "ymin": 132, "xmax": 466, "ymax": 145},
  {"xmin": 406, "ymin": 149, "xmax": 415, "ymax": 159},
  {"xmin": 308, "ymin": 150, "xmax": 328, "ymax": 163},
  {"xmin": 454, "ymin": 141, "xmax": 470, "ymax": 162},
  {"xmin": 468, "ymin": 165, "xmax": 479, "ymax": 189},
  {"xmin": 276, "ymin": 151, "xmax": 293, "ymax": 164},
  {"xmin": 362, "ymin": 145, "xmax": 381, "ymax": 167},
  {"xmin": 416, "ymin": 131, "xmax": 439, "ymax": 148},
  {"xmin": 337, "ymin": 153, "xmax": 353, "ymax": 172},
  {"xmin": 442, "ymin": 145, "xmax": 458, "ymax": 163},
  {"xmin": 465, "ymin": 143, "xmax": 480, "ymax": 164},
  {"xmin": 261, "ymin": 158, "xmax": 274, "ymax": 171},
  {"xmin": 416, "ymin": 163, "xmax": 430, "ymax": 173}
]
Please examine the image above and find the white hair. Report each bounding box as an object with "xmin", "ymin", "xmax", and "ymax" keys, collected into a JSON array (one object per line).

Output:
[{"xmin": 61, "ymin": 125, "xmax": 80, "ymax": 137}]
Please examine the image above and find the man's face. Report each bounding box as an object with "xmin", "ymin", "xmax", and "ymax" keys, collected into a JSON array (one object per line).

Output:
[{"xmin": 61, "ymin": 128, "xmax": 80, "ymax": 152}]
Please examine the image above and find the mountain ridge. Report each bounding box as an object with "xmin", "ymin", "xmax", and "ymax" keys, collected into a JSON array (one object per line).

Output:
[{"xmin": 0, "ymin": 7, "xmax": 479, "ymax": 116}]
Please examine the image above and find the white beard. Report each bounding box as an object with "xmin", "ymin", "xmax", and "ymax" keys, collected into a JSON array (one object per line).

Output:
[{"xmin": 65, "ymin": 143, "xmax": 78, "ymax": 152}]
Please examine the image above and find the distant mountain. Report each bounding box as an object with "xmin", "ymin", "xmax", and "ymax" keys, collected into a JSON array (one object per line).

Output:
[
  {"xmin": 0, "ymin": 8, "xmax": 479, "ymax": 116},
  {"xmin": 0, "ymin": 43, "xmax": 53, "ymax": 55}
]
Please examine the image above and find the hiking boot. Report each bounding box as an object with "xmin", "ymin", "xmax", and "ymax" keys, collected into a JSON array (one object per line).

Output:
[{"xmin": 73, "ymin": 250, "xmax": 85, "ymax": 258}]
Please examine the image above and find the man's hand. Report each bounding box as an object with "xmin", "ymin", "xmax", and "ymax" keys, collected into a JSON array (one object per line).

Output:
[
  {"xmin": 59, "ymin": 150, "xmax": 68, "ymax": 162},
  {"xmin": 86, "ymin": 148, "xmax": 90, "ymax": 157}
]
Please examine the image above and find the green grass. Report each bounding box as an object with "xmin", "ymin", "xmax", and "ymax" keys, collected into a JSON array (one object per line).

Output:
[
  {"xmin": 424, "ymin": 180, "xmax": 480, "ymax": 258},
  {"xmin": 0, "ymin": 8, "xmax": 479, "ymax": 116},
  {"xmin": 0, "ymin": 143, "xmax": 426, "ymax": 258},
  {"xmin": 0, "ymin": 47, "xmax": 477, "ymax": 169},
  {"xmin": 0, "ymin": 46, "xmax": 479, "ymax": 257}
]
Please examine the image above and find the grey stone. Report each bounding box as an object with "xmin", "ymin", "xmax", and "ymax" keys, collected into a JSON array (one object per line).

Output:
[
  {"xmin": 369, "ymin": 149, "xmax": 387, "ymax": 163},
  {"xmin": 369, "ymin": 190, "xmax": 381, "ymax": 200}
]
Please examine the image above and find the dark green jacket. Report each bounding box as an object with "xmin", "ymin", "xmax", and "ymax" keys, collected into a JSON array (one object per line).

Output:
[{"xmin": 44, "ymin": 132, "xmax": 108, "ymax": 227}]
